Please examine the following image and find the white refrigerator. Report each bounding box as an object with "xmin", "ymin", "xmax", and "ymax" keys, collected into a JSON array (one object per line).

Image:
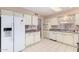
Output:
[{"xmin": 1, "ymin": 10, "xmax": 25, "ymax": 52}]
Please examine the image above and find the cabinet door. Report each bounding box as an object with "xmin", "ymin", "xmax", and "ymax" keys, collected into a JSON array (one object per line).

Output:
[
  {"xmin": 49, "ymin": 31, "xmax": 57, "ymax": 40},
  {"xmin": 26, "ymin": 34, "xmax": 31, "ymax": 46},
  {"xmin": 75, "ymin": 14, "xmax": 79, "ymax": 25},
  {"xmin": 29, "ymin": 33, "xmax": 34, "ymax": 45},
  {"xmin": 24, "ymin": 14, "xmax": 32, "ymax": 25},
  {"xmin": 36, "ymin": 32, "xmax": 40, "ymax": 42},
  {"xmin": 57, "ymin": 32, "xmax": 62, "ymax": 42},
  {"xmin": 34, "ymin": 32, "xmax": 38, "ymax": 43},
  {"xmin": 74, "ymin": 34, "xmax": 78, "ymax": 47},
  {"xmin": 51, "ymin": 33, "xmax": 56, "ymax": 40},
  {"xmin": 49, "ymin": 18, "xmax": 59, "ymax": 25},
  {"xmin": 48, "ymin": 31, "xmax": 52, "ymax": 39},
  {"xmin": 32, "ymin": 15, "xmax": 38, "ymax": 25},
  {"xmin": 34, "ymin": 32, "xmax": 40, "ymax": 43},
  {"xmin": 26, "ymin": 33, "xmax": 34, "ymax": 46},
  {"xmin": 62, "ymin": 33, "xmax": 74, "ymax": 46}
]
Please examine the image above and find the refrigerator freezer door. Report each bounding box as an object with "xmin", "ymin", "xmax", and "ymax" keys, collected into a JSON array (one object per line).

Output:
[
  {"xmin": 14, "ymin": 12, "xmax": 25, "ymax": 52},
  {"xmin": 1, "ymin": 10, "xmax": 13, "ymax": 52}
]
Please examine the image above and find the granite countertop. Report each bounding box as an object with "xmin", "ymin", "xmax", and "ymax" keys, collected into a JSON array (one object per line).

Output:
[
  {"xmin": 25, "ymin": 30, "xmax": 40, "ymax": 33},
  {"xmin": 49, "ymin": 29, "xmax": 79, "ymax": 34}
]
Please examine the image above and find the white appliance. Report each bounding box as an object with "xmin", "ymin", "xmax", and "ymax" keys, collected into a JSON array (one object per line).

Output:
[
  {"xmin": 1, "ymin": 10, "xmax": 25, "ymax": 52},
  {"xmin": 14, "ymin": 12, "xmax": 25, "ymax": 52},
  {"xmin": 1, "ymin": 10, "xmax": 14, "ymax": 52}
]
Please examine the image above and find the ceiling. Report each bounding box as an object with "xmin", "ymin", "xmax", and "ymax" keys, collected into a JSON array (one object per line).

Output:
[{"xmin": 24, "ymin": 7, "xmax": 73, "ymax": 17}]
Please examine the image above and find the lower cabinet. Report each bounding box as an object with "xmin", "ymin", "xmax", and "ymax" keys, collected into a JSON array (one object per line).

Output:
[
  {"xmin": 48, "ymin": 31, "xmax": 78, "ymax": 47},
  {"xmin": 74, "ymin": 34, "xmax": 78, "ymax": 47},
  {"xmin": 29, "ymin": 33, "xmax": 34, "ymax": 45},
  {"xmin": 62, "ymin": 33, "xmax": 74, "ymax": 46},
  {"xmin": 34, "ymin": 32, "xmax": 40, "ymax": 43},
  {"xmin": 25, "ymin": 32, "xmax": 40, "ymax": 47},
  {"xmin": 25, "ymin": 33, "xmax": 31, "ymax": 46},
  {"xmin": 49, "ymin": 31, "xmax": 57, "ymax": 40},
  {"xmin": 56, "ymin": 32, "xmax": 62, "ymax": 42}
]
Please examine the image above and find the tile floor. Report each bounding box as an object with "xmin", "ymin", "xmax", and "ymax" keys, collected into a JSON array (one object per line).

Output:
[{"xmin": 24, "ymin": 39, "xmax": 77, "ymax": 52}]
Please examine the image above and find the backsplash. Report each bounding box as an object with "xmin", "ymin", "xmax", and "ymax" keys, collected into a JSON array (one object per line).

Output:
[
  {"xmin": 25, "ymin": 25, "xmax": 41, "ymax": 33},
  {"xmin": 49, "ymin": 23, "xmax": 77, "ymax": 32}
]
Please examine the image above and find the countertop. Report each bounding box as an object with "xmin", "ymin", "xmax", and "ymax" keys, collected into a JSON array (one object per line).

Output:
[
  {"xmin": 25, "ymin": 30, "xmax": 40, "ymax": 33},
  {"xmin": 49, "ymin": 29, "xmax": 79, "ymax": 34}
]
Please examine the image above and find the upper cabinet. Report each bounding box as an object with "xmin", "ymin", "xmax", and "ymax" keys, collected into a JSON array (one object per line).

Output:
[
  {"xmin": 24, "ymin": 14, "xmax": 38, "ymax": 25},
  {"xmin": 32, "ymin": 15, "xmax": 38, "ymax": 25},
  {"xmin": 48, "ymin": 18, "xmax": 59, "ymax": 25},
  {"xmin": 75, "ymin": 14, "xmax": 79, "ymax": 25},
  {"xmin": 58, "ymin": 15, "xmax": 75, "ymax": 24},
  {"xmin": 24, "ymin": 14, "xmax": 32, "ymax": 25}
]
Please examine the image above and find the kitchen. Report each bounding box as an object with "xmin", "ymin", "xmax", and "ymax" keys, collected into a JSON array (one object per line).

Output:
[{"xmin": 0, "ymin": 7, "xmax": 79, "ymax": 52}]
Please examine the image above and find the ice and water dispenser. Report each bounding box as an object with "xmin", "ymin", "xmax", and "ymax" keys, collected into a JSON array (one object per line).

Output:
[{"xmin": 4, "ymin": 28, "xmax": 12, "ymax": 37}]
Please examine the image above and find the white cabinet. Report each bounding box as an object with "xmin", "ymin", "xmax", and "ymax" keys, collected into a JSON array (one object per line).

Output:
[
  {"xmin": 25, "ymin": 33, "xmax": 34, "ymax": 46},
  {"xmin": 48, "ymin": 31, "xmax": 79, "ymax": 47},
  {"xmin": 56, "ymin": 32, "xmax": 74, "ymax": 46},
  {"xmin": 75, "ymin": 14, "xmax": 79, "ymax": 25},
  {"xmin": 59, "ymin": 32, "xmax": 79, "ymax": 47},
  {"xmin": 34, "ymin": 32, "xmax": 40, "ymax": 43},
  {"xmin": 49, "ymin": 31, "xmax": 57, "ymax": 40},
  {"xmin": 74, "ymin": 34, "xmax": 78, "ymax": 47},
  {"xmin": 24, "ymin": 14, "xmax": 32, "ymax": 25},
  {"xmin": 32, "ymin": 15, "xmax": 38, "ymax": 25},
  {"xmin": 48, "ymin": 31, "xmax": 53, "ymax": 39},
  {"xmin": 61, "ymin": 33, "xmax": 74, "ymax": 46},
  {"xmin": 25, "ymin": 33, "xmax": 30, "ymax": 46},
  {"xmin": 56, "ymin": 32, "xmax": 62, "ymax": 42},
  {"xmin": 44, "ymin": 31, "xmax": 49, "ymax": 38},
  {"xmin": 25, "ymin": 33, "xmax": 33, "ymax": 46},
  {"xmin": 25, "ymin": 32, "xmax": 40, "ymax": 47},
  {"xmin": 30, "ymin": 33, "xmax": 34, "ymax": 44},
  {"xmin": 58, "ymin": 15, "xmax": 75, "ymax": 24},
  {"xmin": 48, "ymin": 18, "xmax": 59, "ymax": 25},
  {"xmin": 24, "ymin": 15, "xmax": 38, "ymax": 25}
]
